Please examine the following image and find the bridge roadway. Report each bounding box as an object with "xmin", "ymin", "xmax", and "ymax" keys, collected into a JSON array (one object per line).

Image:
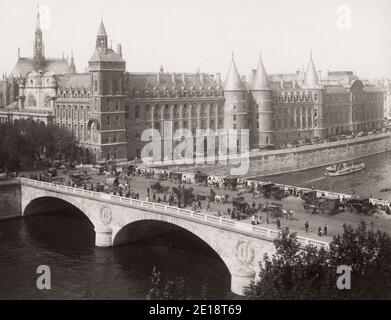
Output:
[{"xmin": 20, "ymin": 178, "xmax": 329, "ymax": 295}]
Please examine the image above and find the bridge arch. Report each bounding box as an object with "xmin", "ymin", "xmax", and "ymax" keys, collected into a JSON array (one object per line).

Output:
[
  {"xmin": 114, "ymin": 215, "xmax": 234, "ymax": 273},
  {"xmin": 111, "ymin": 215, "xmax": 257, "ymax": 296},
  {"xmin": 23, "ymin": 196, "xmax": 95, "ymax": 229}
]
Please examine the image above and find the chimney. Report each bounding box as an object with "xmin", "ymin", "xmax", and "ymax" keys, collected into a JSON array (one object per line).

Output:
[
  {"xmin": 171, "ymin": 73, "xmax": 175, "ymax": 84},
  {"xmin": 182, "ymin": 73, "xmax": 186, "ymax": 85},
  {"xmin": 117, "ymin": 43, "xmax": 122, "ymax": 58},
  {"xmin": 280, "ymin": 80, "xmax": 284, "ymax": 89},
  {"xmin": 210, "ymin": 74, "xmax": 214, "ymax": 82},
  {"xmin": 215, "ymin": 73, "xmax": 221, "ymax": 83}
]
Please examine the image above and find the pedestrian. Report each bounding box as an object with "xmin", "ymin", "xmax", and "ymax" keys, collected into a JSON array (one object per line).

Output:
[
  {"xmin": 198, "ymin": 200, "xmax": 202, "ymax": 209},
  {"xmin": 207, "ymin": 202, "xmax": 210, "ymax": 212},
  {"xmin": 318, "ymin": 227, "xmax": 322, "ymax": 236},
  {"xmin": 305, "ymin": 220, "xmax": 309, "ymax": 233},
  {"xmin": 276, "ymin": 218, "xmax": 281, "ymax": 229},
  {"xmin": 153, "ymin": 193, "xmax": 156, "ymax": 202},
  {"xmin": 323, "ymin": 224, "xmax": 328, "ymax": 236},
  {"xmin": 147, "ymin": 187, "xmax": 150, "ymax": 195}
]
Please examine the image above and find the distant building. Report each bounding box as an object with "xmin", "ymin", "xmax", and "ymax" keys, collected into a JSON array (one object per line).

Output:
[
  {"xmin": 378, "ymin": 79, "xmax": 391, "ymax": 120},
  {"xmin": 0, "ymin": 10, "xmax": 385, "ymax": 163}
]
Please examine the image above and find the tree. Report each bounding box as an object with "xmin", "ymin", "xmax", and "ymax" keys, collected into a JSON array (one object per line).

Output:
[
  {"xmin": 0, "ymin": 120, "xmax": 79, "ymax": 171},
  {"xmin": 245, "ymin": 222, "xmax": 391, "ymax": 299},
  {"xmin": 146, "ymin": 266, "xmax": 190, "ymax": 300}
]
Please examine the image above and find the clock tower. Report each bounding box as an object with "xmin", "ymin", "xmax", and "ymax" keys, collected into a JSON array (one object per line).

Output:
[{"xmin": 88, "ymin": 18, "xmax": 127, "ymax": 162}]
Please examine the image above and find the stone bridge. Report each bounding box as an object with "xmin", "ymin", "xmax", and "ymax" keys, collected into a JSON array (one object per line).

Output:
[{"xmin": 20, "ymin": 178, "xmax": 328, "ymax": 295}]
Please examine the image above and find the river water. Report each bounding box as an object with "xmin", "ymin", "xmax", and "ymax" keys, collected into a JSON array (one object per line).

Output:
[
  {"xmin": 0, "ymin": 212, "xmax": 230, "ymax": 300},
  {"xmin": 258, "ymin": 151, "xmax": 391, "ymax": 202}
]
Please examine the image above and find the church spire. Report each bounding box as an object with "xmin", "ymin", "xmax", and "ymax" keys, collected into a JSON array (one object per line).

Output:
[
  {"xmin": 69, "ymin": 50, "xmax": 76, "ymax": 74},
  {"xmin": 33, "ymin": 4, "xmax": 45, "ymax": 68}
]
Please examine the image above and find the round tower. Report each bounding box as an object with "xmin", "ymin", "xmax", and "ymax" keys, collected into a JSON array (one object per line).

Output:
[
  {"xmin": 250, "ymin": 54, "xmax": 273, "ymax": 149},
  {"xmin": 223, "ymin": 56, "xmax": 250, "ymax": 153},
  {"xmin": 303, "ymin": 51, "xmax": 325, "ymax": 139}
]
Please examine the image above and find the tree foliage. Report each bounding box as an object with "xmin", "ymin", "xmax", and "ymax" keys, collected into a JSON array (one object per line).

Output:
[
  {"xmin": 0, "ymin": 119, "xmax": 79, "ymax": 171},
  {"xmin": 245, "ymin": 221, "xmax": 391, "ymax": 299},
  {"xmin": 146, "ymin": 266, "xmax": 190, "ymax": 300}
]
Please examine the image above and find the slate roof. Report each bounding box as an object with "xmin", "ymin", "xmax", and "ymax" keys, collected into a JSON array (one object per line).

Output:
[
  {"xmin": 10, "ymin": 58, "xmax": 72, "ymax": 78},
  {"xmin": 89, "ymin": 48, "xmax": 125, "ymax": 63},
  {"xmin": 55, "ymin": 73, "xmax": 91, "ymax": 90}
]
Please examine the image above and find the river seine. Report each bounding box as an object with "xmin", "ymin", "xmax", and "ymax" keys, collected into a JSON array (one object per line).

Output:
[
  {"xmin": 0, "ymin": 213, "xmax": 230, "ymax": 300},
  {"xmin": 261, "ymin": 151, "xmax": 391, "ymax": 202}
]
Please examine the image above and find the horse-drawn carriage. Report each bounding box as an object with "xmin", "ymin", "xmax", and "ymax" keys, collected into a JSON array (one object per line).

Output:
[
  {"xmin": 233, "ymin": 197, "xmax": 248, "ymax": 212},
  {"xmin": 195, "ymin": 171, "xmax": 208, "ymax": 185},
  {"xmin": 170, "ymin": 172, "xmax": 182, "ymax": 184},
  {"xmin": 302, "ymin": 191, "xmax": 342, "ymax": 215},
  {"xmin": 347, "ymin": 197, "xmax": 375, "ymax": 215},
  {"xmin": 150, "ymin": 182, "xmax": 169, "ymax": 193},
  {"xmin": 223, "ymin": 176, "xmax": 238, "ymax": 191},
  {"xmin": 265, "ymin": 202, "xmax": 284, "ymax": 218},
  {"xmin": 260, "ymin": 183, "xmax": 275, "ymax": 198}
]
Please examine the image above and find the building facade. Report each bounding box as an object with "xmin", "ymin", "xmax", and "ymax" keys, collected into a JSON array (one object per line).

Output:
[{"xmin": 0, "ymin": 12, "xmax": 385, "ymax": 163}]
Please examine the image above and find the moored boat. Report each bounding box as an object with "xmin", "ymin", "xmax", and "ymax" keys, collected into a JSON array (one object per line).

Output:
[{"xmin": 325, "ymin": 161, "xmax": 365, "ymax": 176}]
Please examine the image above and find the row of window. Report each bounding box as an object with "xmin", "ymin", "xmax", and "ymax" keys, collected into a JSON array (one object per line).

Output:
[
  {"xmin": 58, "ymin": 91, "xmax": 91, "ymax": 99},
  {"xmin": 273, "ymin": 92, "xmax": 318, "ymax": 103},
  {"xmin": 132, "ymin": 103, "xmax": 224, "ymax": 120},
  {"xmin": 55, "ymin": 105, "xmax": 90, "ymax": 121},
  {"xmin": 131, "ymin": 88, "xmax": 223, "ymax": 99}
]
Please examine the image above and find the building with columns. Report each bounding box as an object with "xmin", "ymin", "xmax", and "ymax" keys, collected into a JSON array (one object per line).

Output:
[{"xmin": 0, "ymin": 11, "xmax": 385, "ymax": 163}]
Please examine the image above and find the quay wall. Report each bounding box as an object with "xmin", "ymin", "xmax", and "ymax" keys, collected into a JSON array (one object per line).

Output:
[
  {"xmin": 0, "ymin": 180, "xmax": 21, "ymax": 220},
  {"xmin": 157, "ymin": 132, "xmax": 391, "ymax": 178},
  {"xmin": 247, "ymin": 133, "xmax": 391, "ymax": 177}
]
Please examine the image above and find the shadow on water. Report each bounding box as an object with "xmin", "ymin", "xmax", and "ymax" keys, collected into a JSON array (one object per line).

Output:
[{"xmin": 0, "ymin": 205, "xmax": 231, "ymax": 299}]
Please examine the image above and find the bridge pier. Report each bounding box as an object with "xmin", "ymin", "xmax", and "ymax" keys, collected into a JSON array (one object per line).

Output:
[
  {"xmin": 95, "ymin": 225, "xmax": 113, "ymax": 247},
  {"xmin": 230, "ymin": 265, "xmax": 256, "ymax": 296}
]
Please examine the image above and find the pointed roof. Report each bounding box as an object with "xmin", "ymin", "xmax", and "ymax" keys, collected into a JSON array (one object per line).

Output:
[
  {"xmin": 97, "ymin": 18, "xmax": 107, "ymax": 36},
  {"xmin": 304, "ymin": 50, "xmax": 319, "ymax": 88},
  {"xmin": 223, "ymin": 56, "xmax": 246, "ymax": 91},
  {"xmin": 36, "ymin": 5, "xmax": 41, "ymax": 30},
  {"xmin": 251, "ymin": 54, "xmax": 269, "ymax": 90}
]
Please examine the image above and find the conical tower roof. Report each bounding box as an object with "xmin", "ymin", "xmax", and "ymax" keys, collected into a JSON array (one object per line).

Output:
[
  {"xmin": 251, "ymin": 54, "xmax": 269, "ymax": 90},
  {"xmin": 304, "ymin": 51, "xmax": 319, "ymax": 88},
  {"xmin": 97, "ymin": 18, "xmax": 107, "ymax": 36},
  {"xmin": 36, "ymin": 5, "xmax": 41, "ymax": 30},
  {"xmin": 224, "ymin": 56, "xmax": 247, "ymax": 91}
]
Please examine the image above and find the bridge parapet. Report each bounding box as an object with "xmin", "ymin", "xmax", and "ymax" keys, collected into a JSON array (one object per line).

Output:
[{"xmin": 20, "ymin": 178, "xmax": 329, "ymax": 250}]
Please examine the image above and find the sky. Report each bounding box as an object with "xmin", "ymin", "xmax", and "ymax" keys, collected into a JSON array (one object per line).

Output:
[{"xmin": 0, "ymin": 0, "xmax": 390, "ymax": 80}]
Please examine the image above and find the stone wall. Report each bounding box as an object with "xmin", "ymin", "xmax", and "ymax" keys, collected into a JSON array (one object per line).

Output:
[
  {"xmin": 0, "ymin": 180, "xmax": 21, "ymax": 220},
  {"xmin": 247, "ymin": 134, "xmax": 391, "ymax": 177},
  {"xmin": 177, "ymin": 133, "xmax": 391, "ymax": 177}
]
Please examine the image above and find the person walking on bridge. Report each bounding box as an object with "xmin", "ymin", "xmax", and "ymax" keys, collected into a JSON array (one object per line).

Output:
[{"xmin": 305, "ymin": 220, "xmax": 309, "ymax": 233}]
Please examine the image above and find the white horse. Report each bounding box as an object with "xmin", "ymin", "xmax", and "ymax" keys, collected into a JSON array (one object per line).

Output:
[{"xmin": 215, "ymin": 195, "xmax": 224, "ymax": 204}]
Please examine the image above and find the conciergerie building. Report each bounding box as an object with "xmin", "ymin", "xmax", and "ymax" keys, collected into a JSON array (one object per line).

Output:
[{"xmin": 0, "ymin": 11, "xmax": 385, "ymax": 163}]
